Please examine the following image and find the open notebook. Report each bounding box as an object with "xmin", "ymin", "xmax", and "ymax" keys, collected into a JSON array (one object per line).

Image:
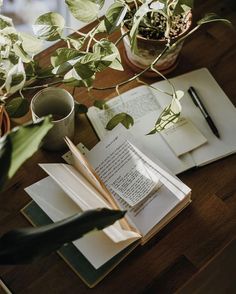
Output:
[
  {"xmin": 87, "ymin": 68, "xmax": 236, "ymax": 174},
  {"xmin": 24, "ymin": 126, "xmax": 191, "ymax": 287}
]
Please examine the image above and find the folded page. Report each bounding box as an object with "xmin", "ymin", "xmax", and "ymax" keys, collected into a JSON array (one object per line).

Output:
[
  {"xmin": 86, "ymin": 125, "xmax": 191, "ymax": 237},
  {"xmin": 39, "ymin": 163, "xmax": 140, "ymax": 243},
  {"xmin": 25, "ymin": 177, "xmax": 140, "ymax": 269}
]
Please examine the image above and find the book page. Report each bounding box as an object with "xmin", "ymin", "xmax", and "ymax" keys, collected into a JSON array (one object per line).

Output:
[
  {"xmin": 96, "ymin": 139, "xmax": 162, "ymax": 207},
  {"xmin": 25, "ymin": 177, "xmax": 140, "ymax": 269},
  {"xmin": 87, "ymin": 86, "xmax": 196, "ymax": 175},
  {"xmin": 39, "ymin": 163, "xmax": 140, "ymax": 243},
  {"xmin": 87, "ymin": 126, "xmax": 191, "ymax": 237}
]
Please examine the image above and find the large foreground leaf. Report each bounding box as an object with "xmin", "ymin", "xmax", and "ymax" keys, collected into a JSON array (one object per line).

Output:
[
  {"xmin": 0, "ymin": 208, "xmax": 126, "ymax": 264},
  {"xmin": 0, "ymin": 117, "xmax": 53, "ymax": 184}
]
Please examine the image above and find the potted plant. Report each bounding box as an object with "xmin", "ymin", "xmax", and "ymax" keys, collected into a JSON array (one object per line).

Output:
[
  {"xmin": 121, "ymin": 0, "xmax": 193, "ymax": 75},
  {"xmin": 0, "ymin": 0, "xmax": 231, "ymax": 134}
]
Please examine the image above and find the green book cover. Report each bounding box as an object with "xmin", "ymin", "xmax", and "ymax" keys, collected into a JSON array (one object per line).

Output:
[{"xmin": 21, "ymin": 201, "xmax": 139, "ymax": 288}]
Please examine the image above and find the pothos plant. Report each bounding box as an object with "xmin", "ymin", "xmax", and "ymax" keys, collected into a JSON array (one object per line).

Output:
[{"xmin": 0, "ymin": 0, "xmax": 231, "ymax": 134}]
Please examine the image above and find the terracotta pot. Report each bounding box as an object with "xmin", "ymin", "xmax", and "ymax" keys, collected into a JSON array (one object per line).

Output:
[
  {"xmin": 121, "ymin": 12, "xmax": 192, "ymax": 76},
  {"xmin": 0, "ymin": 107, "xmax": 11, "ymax": 137}
]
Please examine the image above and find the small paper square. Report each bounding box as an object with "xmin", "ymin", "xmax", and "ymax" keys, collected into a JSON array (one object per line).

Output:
[{"xmin": 160, "ymin": 117, "xmax": 207, "ymax": 156}]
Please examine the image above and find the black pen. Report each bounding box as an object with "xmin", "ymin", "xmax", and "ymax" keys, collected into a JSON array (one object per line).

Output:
[{"xmin": 188, "ymin": 86, "xmax": 220, "ymax": 138}]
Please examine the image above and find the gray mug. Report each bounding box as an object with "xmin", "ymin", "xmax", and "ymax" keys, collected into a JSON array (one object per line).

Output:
[{"xmin": 31, "ymin": 87, "xmax": 75, "ymax": 151}]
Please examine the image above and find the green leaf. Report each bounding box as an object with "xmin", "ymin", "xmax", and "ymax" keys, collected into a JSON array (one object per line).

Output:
[
  {"xmin": 173, "ymin": 0, "xmax": 193, "ymax": 15},
  {"xmin": 33, "ymin": 12, "xmax": 65, "ymax": 41},
  {"xmin": 5, "ymin": 59, "xmax": 26, "ymax": 94},
  {"xmin": 13, "ymin": 44, "xmax": 32, "ymax": 63},
  {"xmin": 129, "ymin": 2, "xmax": 152, "ymax": 52},
  {"xmin": 94, "ymin": 100, "xmax": 108, "ymax": 110},
  {"xmin": 51, "ymin": 48, "xmax": 82, "ymax": 75},
  {"xmin": 67, "ymin": 36, "xmax": 84, "ymax": 50},
  {"xmin": 51, "ymin": 48, "xmax": 81, "ymax": 67},
  {"xmin": 197, "ymin": 13, "xmax": 232, "ymax": 26},
  {"xmin": 93, "ymin": 39, "xmax": 123, "ymax": 71},
  {"xmin": 5, "ymin": 97, "xmax": 30, "ymax": 118},
  {"xmin": 65, "ymin": 0, "xmax": 103, "ymax": 23},
  {"xmin": 106, "ymin": 113, "xmax": 134, "ymax": 130},
  {"xmin": 8, "ymin": 117, "xmax": 53, "ymax": 179},
  {"xmin": 64, "ymin": 63, "xmax": 95, "ymax": 80},
  {"xmin": 19, "ymin": 32, "xmax": 44, "ymax": 54},
  {"xmin": 104, "ymin": 2, "xmax": 127, "ymax": 34},
  {"xmin": 148, "ymin": 98, "xmax": 181, "ymax": 134},
  {"xmin": 74, "ymin": 101, "xmax": 88, "ymax": 114},
  {"xmin": 0, "ymin": 15, "xmax": 13, "ymax": 29},
  {"xmin": 0, "ymin": 135, "xmax": 12, "ymax": 189}
]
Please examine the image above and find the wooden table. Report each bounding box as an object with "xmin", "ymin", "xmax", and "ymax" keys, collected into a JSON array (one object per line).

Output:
[{"xmin": 1, "ymin": 0, "xmax": 236, "ymax": 293}]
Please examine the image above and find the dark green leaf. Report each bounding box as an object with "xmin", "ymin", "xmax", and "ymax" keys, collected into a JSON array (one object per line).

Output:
[
  {"xmin": 73, "ymin": 62, "xmax": 95, "ymax": 79},
  {"xmin": 5, "ymin": 97, "xmax": 30, "ymax": 118},
  {"xmin": 74, "ymin": 101, "xmax": 88, "ymax": 114},
  {"xmin": 93, "ymin": 100, "xmax": 108, "ymax": 110},
  {"xmin": 146, "ymin": 128, "xmax": 157, "ymax": 135},
  {"xmin": 0, "ymin": 135, "xmax": 12, "ymax": 190},
  {"xmin": 106, "ymin": 113, "xmax": 134, "ymax": 130},
  {"xmin": 0, "ymin": 208, "xmax": 125, "ymax": 264}
]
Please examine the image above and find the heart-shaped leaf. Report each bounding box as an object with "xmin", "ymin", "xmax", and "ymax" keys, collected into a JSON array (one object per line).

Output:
[
  {"xmin": 94, "ymin": 100, "xmax": 108, "ymax": 110},
  {"xmin": 65, "ymin": 0, "xmax": 104, "ymax": 23},
  {"xmin": 5, "ymin": 97, "xmax": 29, "ymax": 118},
  {"xmin": 33, "ymin": 12, "xmax": 65, "ymax": 41},
  {"xmin": 106, "ymin": 113, "xmax": 134, "ymax": 130},
  {"xmin": 74, "ymin": 101, "xmax": 88, "ymax": 114}
]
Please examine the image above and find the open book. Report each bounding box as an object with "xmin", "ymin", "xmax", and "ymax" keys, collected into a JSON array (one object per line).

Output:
[
  {"xmin": 24, "ymin": 126, "xmax": 191, "ymax": 287},
  {"xmin": 87, "ymin": 68, "xmax": 236, "ymax": 174}
]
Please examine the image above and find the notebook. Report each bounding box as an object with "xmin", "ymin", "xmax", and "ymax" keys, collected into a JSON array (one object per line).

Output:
[{"xmin": 87, "ymin": 68, "xmax": 236, "ymax": 174}]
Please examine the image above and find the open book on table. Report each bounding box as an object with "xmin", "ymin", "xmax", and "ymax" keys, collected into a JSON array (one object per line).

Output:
[
  {"xmin": 23, "ymin": 126, "xmax": 191, "ymax": 287},
  {"xmin": 87, "ymin": 68, "xmax": 236, "ymax": 175}
]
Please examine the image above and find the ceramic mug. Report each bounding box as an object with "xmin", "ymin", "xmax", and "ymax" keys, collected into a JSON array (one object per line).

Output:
[{"xmin": 31, "ymin": 87, "xmax": 75, "ymax": 151}]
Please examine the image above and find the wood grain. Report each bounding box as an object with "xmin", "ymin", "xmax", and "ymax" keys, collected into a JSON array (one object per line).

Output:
[{"xmin": 1, "ymin": 0, "xmax": 236, "ymax": 293}]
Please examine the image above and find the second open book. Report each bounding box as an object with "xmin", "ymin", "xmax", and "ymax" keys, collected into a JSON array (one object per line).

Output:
[{"xmin": 25, "ymin": 126, "xmax": 191, "ymax": 285}]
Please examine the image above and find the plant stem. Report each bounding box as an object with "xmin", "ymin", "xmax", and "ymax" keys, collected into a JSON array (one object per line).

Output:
[
  {"xmin": 64, "ymin": 26, "xmax": 87, "ymax": 37},
  {"xmin": 92, "ymin": 45, "xmax": 169, "ymax": 91},
  {"xmin": 115, "ymin": 31, "xmax": 129, "ymax": 46},
  {"xmin": 23, "ymin": 80, "xmax": 63, "ymax": 91}
]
